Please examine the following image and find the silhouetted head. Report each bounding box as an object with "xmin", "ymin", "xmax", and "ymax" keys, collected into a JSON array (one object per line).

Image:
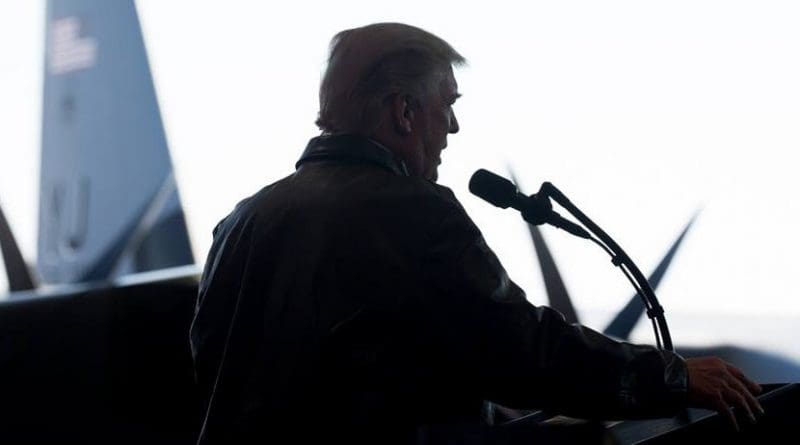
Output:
[{"xmin": 316, "ymin": 23, "xmax": 465, "ymax": 182}]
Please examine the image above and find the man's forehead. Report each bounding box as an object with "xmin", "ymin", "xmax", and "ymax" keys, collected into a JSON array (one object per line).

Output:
[{"xmin": 441, "ymin": 69, "xmax": 460, "ymax": 98}]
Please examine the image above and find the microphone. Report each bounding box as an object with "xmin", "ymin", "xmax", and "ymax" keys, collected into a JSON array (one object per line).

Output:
[{"xmin": 468, "ymin": 169, "xmax": 590, "ymax": 239}]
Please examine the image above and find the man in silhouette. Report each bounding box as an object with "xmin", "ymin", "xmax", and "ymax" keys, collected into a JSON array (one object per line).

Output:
[{"xmin": 190, "ymin": 23, "xmax": 763, "ymax": 444}]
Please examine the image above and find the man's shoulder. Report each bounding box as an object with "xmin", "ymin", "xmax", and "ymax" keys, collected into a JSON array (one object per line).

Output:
[
  {"xmin": 209, "ymin": 174, "xmax": 293, "ymax": 235},
  {"xmin": 359, "ymin": 173, "xmax": 468, "ymax": 221},
  {"xmin": 213, "ymin": 167, "xmax": 471, "ymax": 241},
  {"xmin": 382, "ymin": 174, "xmax": 460, "ymax": 204},
  {"xmin": 272, "ymin": 164, "xmax": 462, "ymax": 212}
]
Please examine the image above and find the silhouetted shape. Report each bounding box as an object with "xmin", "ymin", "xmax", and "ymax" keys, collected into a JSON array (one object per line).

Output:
[
  {"xmin": 0, "ymin": 202, "xmax": 36, "ymax": 291},
  {"xmin": 509, "ymin": 170, "xmax": 578, "ymax": 324},
  {"xmin": 604, "ymin": 213, "xmax": 698, "ymax": 339}
]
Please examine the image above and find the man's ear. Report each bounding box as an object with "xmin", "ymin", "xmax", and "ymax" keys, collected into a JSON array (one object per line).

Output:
[{"xmin": 390, "ymin": 94, "xmax": 414, "ymax": 135}]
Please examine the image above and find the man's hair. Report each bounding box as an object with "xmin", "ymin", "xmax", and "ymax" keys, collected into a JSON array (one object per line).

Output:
[{"xmin": 316, "ymin": 23, "xmax": 466, "ymax": 134}]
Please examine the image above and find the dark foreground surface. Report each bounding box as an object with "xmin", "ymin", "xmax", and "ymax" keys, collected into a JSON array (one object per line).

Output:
[{"xmin": 1, "ymin": 279, "xmax": 796, "ymax": 444}]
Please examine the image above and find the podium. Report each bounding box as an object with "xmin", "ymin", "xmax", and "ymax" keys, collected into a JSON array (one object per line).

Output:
[
  {"xmin": 498, "ymin": 383, "xmax": 799, "ymax": 444},
  {"xmin": 606, "ymin": 383, "xmax": 799, "ymax": 444}
]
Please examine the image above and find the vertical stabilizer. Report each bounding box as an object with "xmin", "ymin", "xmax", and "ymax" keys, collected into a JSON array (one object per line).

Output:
[
  {"xmin": 38, "ymin": 0, "xmax": 193, "ymax": 285},
  {"xmin": 509, "ymin": 170, "xmax": 580, "ymax": 324},
  {"xmin": 526, "ymin": 224, "xmax": 579, "ymax": 324},
  {"xmin": 603, "ymin": 213, "xmax": 699, "ymax": 339}
]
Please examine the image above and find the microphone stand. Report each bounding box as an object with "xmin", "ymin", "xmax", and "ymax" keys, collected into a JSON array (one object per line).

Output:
[{"xmin": 539, "ymin": 182, "xmax": 673, "ymax": 351}]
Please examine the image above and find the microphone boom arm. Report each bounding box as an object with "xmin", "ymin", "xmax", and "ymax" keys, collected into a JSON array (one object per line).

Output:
[{"xmin": 539, "ymin": 182, "xmax": 674, "ymax": 351}]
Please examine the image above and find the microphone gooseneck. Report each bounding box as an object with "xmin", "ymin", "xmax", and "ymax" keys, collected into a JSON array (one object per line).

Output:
[{"xmin": 468, "ymin": 168, "xmax": 673, "ymax": 351}]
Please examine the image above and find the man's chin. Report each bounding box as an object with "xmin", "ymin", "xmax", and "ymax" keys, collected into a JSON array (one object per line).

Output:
[{"xmin": 425, "ymin": 160, "xmax": 440, "ymax": 182}]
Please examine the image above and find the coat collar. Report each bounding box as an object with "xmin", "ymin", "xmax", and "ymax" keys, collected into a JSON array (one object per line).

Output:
[{"xmin": 296, "ymin": 134, "xmax": 409, "ymax": 176}]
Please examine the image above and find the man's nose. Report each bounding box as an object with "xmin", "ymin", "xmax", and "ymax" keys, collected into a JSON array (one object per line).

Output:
[{"xmin": 449, "ymin": 110, "xmax": 460, "ymax": 134}]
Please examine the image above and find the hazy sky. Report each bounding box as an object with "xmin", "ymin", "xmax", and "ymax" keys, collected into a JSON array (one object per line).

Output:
[{"xmin": 1, "ymin": 1, "xmax": 799, "ymax": 354}]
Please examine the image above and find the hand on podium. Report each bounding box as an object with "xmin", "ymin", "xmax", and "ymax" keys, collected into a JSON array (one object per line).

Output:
[{"xmin": 686, "ymin": 356, "xmax": 764, "ymax": 431}]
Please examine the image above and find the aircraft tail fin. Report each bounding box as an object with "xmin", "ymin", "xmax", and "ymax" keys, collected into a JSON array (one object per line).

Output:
[
  {"xmin": 509, "ymin": 169, "xmax": 580, "ymax": 324},
  {"xmin": 37, "ymin": 0, "xmax": 194, "ymax": 285},
  {"xmin": 603, "ymin": 212, "xmax": 699, "ymax": 339}
]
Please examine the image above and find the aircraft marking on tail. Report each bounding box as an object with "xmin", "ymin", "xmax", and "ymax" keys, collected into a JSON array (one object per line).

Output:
[
  {"xmin": 48, "ymin": 16, "xmax": 97, "ymax": 75},
  {"xmin": 40, "ymin": 177, "xmax": 90, "ymax": 264}
]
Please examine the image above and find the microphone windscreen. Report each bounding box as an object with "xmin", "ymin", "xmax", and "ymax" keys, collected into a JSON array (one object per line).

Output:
[{"xmin": 469, "ymin": 169, "xmax": 517, "ymax": 208}]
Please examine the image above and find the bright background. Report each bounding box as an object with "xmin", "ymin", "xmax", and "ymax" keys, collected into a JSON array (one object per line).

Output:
[{"xmin": 1, "ymin": 1, "xmax": 799, "ymax": 357}]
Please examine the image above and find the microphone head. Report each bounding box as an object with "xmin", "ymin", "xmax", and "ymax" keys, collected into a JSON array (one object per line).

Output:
[{"xmin": 469, "ymin": 169, "xmax": 518, "ymax": 208}]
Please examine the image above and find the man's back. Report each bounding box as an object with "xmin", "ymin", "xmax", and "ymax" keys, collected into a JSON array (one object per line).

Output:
[{"xmin": 191, "ymin": 136, "xmax": 498, "ymax": 442}]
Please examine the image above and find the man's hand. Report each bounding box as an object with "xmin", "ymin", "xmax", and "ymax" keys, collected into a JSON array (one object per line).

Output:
[{"xmin": 686, "ymin": 356, "xmax": 764, "ymax": 431}]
